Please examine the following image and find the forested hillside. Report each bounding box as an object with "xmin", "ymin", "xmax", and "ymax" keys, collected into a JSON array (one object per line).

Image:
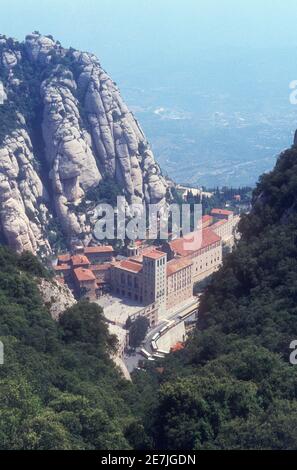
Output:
[
  {"xmin": 2, "ymin": 144, "xmax": 297, "ymax": 450},
  {"xmin": 133, "ymin": 145, "xmax": 297, "ymax": 450},
  {"xmin": 0, "ymin": 248, "xmax": 139, "ymax": 449}
]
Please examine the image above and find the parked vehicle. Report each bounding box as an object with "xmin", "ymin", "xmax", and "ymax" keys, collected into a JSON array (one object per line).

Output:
[
  {"xmin": 140, "ymin": 348, "xmax": 152, "ymax": 359},
  {"xmin": 153, "ymin": 352, "xmax": 165, "ymax": 359},
  {"xmin": 151, "ymin": 340, "xmax": 158, "ymax": 351}
]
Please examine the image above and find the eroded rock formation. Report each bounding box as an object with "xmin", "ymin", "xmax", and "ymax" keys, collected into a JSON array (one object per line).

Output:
[
  {"xmin": 0, "ymin": 33, "xmax": 168, "ymax": 255},
  {"xmin": 37, "ymin": 277, "xmax": 76, "ymax": 320}
]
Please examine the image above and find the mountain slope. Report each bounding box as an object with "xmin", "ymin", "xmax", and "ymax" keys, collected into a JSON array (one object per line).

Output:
[
  {"xmin": 0, "ymin": 33, "xmax": 168, "ymax": 255},
  {"xmin": 0, "ymin": 247, "xmax": 139, "ymax": 449},
  {"xmin": 132, "ymin": 143, "xmax": 297, "ymax": 450}
]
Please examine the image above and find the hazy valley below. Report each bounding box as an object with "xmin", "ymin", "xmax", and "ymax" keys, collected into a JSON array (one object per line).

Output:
[{"xmin": 113, "ymin": 49, "xmax": 297, "ymax": 187}]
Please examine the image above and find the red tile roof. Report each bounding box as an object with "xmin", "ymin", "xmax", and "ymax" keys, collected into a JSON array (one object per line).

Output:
[
  {"xmin": 143, "ymin": 250, "xmax": 166, "ymax": 260},
  {"xmin": 116, "ymin": 259, "xmax": 143, "ymax": 274},
  {"xmin": 202, "ymin": 214, "xmax": 213, "ymax": 224},
  {"xmin": 84, "ymin": 245, "xmax": 114, "ymax": 254},
  {"xmin": 58, "ymin": 253, "xmax": 71, "ymax": 263},
  {"xmin": 91, "ymin": 263, "xmax": 112, "ymax": 271},
  {"xmin": 202, "ymin": 215, "xmax": 213, "ymax": 228},
  {"xmin": 74, "ymin": 267, "xmax": 96, "ymax": 282},
  {"xmin": 54, "ymin": 264, "xmax": 71, "ymax": 271},
  {"xmin": 130, "ymin": 246, "xmax": 162, "ymax": 262},
  {"xmin": 169, "ymin": 228, "xmax": 221, "ymax": 256},
  {"xmin": 71, "ymin": 255, "xmax": 90, "ymax": 266},
  {"xmin": 212, "ymin": 219, "xmax": 228, "ymax": 229},
  {"xmin": 167, "ymin": 258, "xmax": 193, "ymax": 276},
  {"xmin": 211, "ymin": 208, "xmax": 233, "ymax": 216}
]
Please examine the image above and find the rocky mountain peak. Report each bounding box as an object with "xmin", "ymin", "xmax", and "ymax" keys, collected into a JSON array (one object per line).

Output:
[{"xmin": 0, "ymin": 33, "xmax": 169, "ymax": 255}]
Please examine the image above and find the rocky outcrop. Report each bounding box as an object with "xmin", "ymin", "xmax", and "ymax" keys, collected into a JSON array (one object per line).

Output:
[
  {"xmin": 0, "ymin": 33, "xmax": 169, "ymax": 254},
  {"xmin": 40, "ymin": 65, "xmax": 102, "ymax": 237},
  {"xmin": 37, "ymin": 277, "xmax": 76, "ymax": 320},
  {"xmin": 0, "ymin": 125, "xmax": 51, "ymax": 254}
]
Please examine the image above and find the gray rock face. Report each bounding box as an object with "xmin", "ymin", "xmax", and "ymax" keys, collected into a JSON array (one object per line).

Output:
[
  {"xmin": 38, "ymin": 277, "xmax": 76, "ymax": 320},
  {"xmin": 0, "ymin": 126, "xmax": 51, "ymax": 254},
  {"xmin": 40, "ymin": 67, "xmax": 102, "ymax": 237},
  {"xmin": 0, "ymin": 33, "xmax": 169, "ymax": 254}
]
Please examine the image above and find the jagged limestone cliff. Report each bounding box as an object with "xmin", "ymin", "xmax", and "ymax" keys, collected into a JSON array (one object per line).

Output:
[
  {"xmin": 37, "ymin": 277, "xmax": 76, "ymax": 320},
  {"xmin": 0, "ymin": 33, "xmax": 168, "ymax": 255}
]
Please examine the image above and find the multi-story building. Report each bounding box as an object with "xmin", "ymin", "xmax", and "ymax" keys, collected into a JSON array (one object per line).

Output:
[
  {"xmin": 201, "ymin": 214, "xmax": 213, "ymax": 228},
  {"xmin": 57, "ymin": 253, "xmax": 71, "ymax": 264},
  {"xmin": 111, "ymin": 228, "xmax": 221, "ymax": 309},
  {"xmin": 212, "ymin": 219, "xmax": 233, "ymax": 241},
  {"xmin": 166, "ymin": 257, "xmax": 193, "ymax": 309},
  {"xmin": 210, "ymin": 208, "xmax": 239, "ymax": 249},
  {"xmin": 83, "ymin": 246, "xmax": 114, "ymax": 264},
  {"xmin": 129, "ymin": 302, "xmax": 159, "ymax": 327},
  {"xmin": 92, "ymin": 263, "xmax": 112, "ymax": 296},
  {"xmin": 166, "ymin": 228, "xmax": 222, "ymax": 283},
  {"xmin": 54, "ymin": 211, "xmax": 234, "ymax": 312},
  {"xmin": 111, "ymin": 249, "xmax": 167, "ymax": 310},
  {"xmin": 210, "ymin": 208, "xmax": 234, "ymax": 221},
  {"xmin": 73, "ymin": 267, "xmax": 97, "ymax": 300},
  {"xmin": 142, "ymin": 251, "xmax": 167, "ymax": 312},
  {"xmin": 92, "ymin": 263, "xmax": 112, "ymax": 282},
  {"xmin": 111, "ymin": 258, "xmax": 143, "ymax": 302},
  {"xmin": 71, "ymin": 254, "xmax": 91, "ymax": 269},
  {"xmin": 55, "ymin": 246, "xmax": 114, "ymax": 300},
  {"xmin": 54, "ymin": 263, "xmax": 71, "ymax": 282}
]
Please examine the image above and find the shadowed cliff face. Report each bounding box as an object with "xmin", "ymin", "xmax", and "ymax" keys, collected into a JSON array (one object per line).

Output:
[{"xmin": 0, "ymin": 33, "xmax": 168, "ymax": 255}]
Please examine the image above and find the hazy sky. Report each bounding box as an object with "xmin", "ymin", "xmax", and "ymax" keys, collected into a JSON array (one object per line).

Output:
[
  {"xmin": 2, "ymin": 0, "xmax": 297, "ymax": 77},
  {"xmin": 2, "ymin": 1, "xmax": 297, "ymax": 186}
]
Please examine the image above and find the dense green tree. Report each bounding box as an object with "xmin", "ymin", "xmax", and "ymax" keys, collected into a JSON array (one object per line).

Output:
[
  {"xmin": 129, "ymin": 317, "xmax": 150, "ymax": 348},
  {"xmin": 59, "ymin": 300, "xmax": 117, "ymax": 353},
  {"xmin": 0, "ymin": 247, "xmax": 133, "ymax": 449},
  {"xmin": 133, "ymin": 143, "xmax": 297, "ymax": 450}
]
